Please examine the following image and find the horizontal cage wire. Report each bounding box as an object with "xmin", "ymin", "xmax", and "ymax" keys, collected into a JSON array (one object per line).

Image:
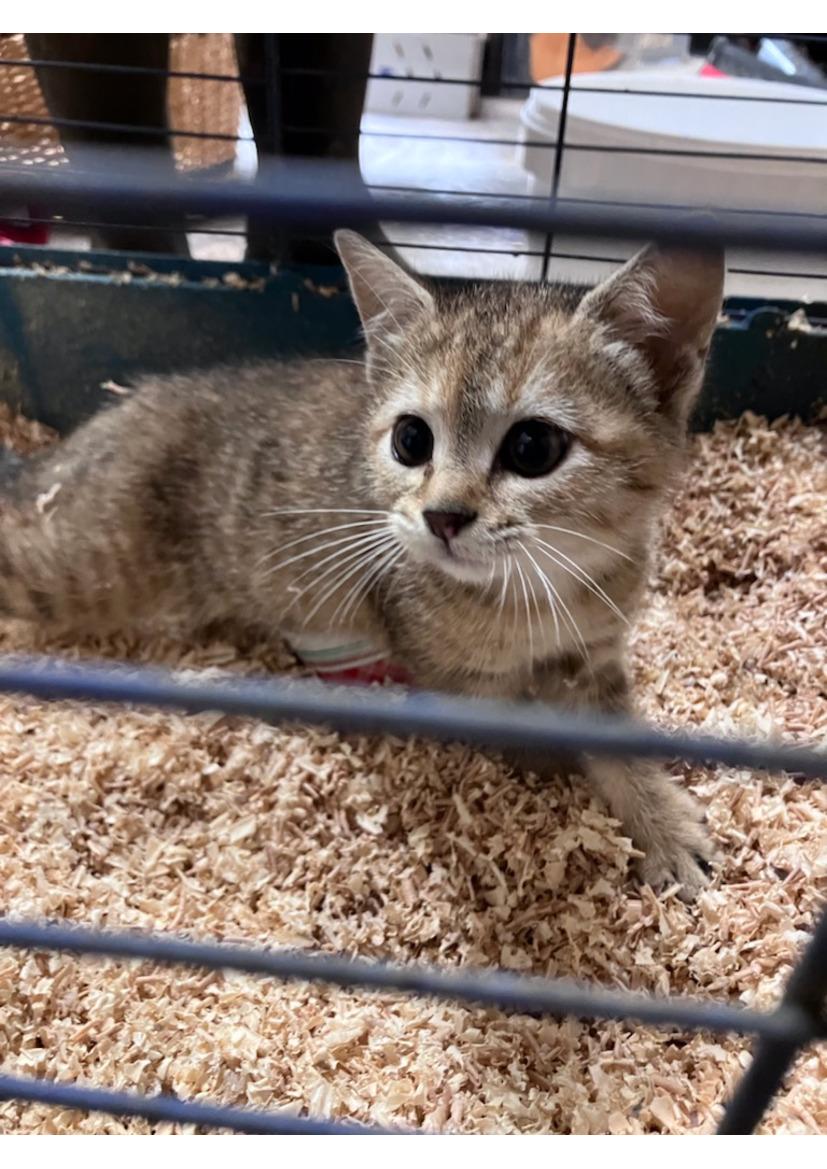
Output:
[
  {"xmin": 0, "ymin": 31, "xmax": 825, "ymax": 290},
  {"xmin": 0, "ymin": 659, "xmax": 824, "ymax": 1134},
  {"xmin": 0, "ymin": 32, "xmax": 825, "ymax": 1137},
  {"xmin": 1, "ymin": 160, "xmax": 827, "ymax": 249},
  {"xmin": 0, "ymin": 906, "xmax": 824, "ymax": 1136}
]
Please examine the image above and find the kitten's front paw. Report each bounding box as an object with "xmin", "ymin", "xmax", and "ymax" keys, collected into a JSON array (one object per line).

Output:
[
  {"xmin": 585, "ymin": 755, "xmax": 716, "ymax": 903},
  {"xmin": 638, "ymin": 835, "xmax": 714, "ymax": 902},
  {"xmin": 636, "ymin": 791, "xmax": 716, "ymax": 902}
]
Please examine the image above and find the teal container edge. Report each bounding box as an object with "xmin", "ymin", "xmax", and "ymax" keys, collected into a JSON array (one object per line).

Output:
[{"xmin": 0, "ymin": 245, "xmax": 824, "ymax": 435}]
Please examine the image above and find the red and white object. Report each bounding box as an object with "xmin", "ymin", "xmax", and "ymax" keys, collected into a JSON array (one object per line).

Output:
[
  {"xmin": 0, "ymin": 206, "xmax": 50, "ymax": 246},
  {"xmin": 285, "ymin": 631, "xmax": 412, "ymax": 687}
]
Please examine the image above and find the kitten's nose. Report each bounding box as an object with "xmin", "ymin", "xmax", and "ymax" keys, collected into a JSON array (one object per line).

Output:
[{"xmin": 423, "ymin": 509, "xmax": 477, "ymax": 544}]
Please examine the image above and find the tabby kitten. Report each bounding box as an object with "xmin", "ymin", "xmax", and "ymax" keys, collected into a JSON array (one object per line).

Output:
[{"xmin": 0, "ymin": 230, "xmax": 724, "ymax": 897}]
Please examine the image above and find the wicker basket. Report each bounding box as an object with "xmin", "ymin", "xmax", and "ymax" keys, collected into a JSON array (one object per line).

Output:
[
  {"xmin": 0, "ymin": 32, "xmax": 242, "ymax": 173},
  {"xmin": 169, "ymin": 33, "xmax": 243, "ymax": 173}
]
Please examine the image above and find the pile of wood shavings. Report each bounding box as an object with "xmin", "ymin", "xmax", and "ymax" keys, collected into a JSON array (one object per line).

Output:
[{"xmin": 0, "ymin": 406, "xmax": 824, "ymax": 1135}]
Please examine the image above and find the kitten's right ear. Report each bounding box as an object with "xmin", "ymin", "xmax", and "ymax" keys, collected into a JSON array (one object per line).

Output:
[
  {"xmin": 574, "ymin": 241, "xmax": 724, "ymax": 427},
  {"xmin": 335, "ymin": 230, "xmax": 435, "ymax": 347}
]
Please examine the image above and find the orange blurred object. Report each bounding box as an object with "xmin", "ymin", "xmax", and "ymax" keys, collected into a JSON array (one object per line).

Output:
[{"xmin": 529, "ymin": 34, "xmax": 623, "ymax": 82}]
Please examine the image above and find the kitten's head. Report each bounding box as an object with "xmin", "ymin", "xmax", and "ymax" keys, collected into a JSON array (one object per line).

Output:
[{"xmin": 335, "ymin": 230, "xmax": 723, "ymax": 595}]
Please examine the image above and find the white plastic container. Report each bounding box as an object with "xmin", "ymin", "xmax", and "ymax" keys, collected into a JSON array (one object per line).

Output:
[
  {"xmin": 365, "ymin": 34, "xmax": 486, "ymax": 119},
  {"xmin": 518, "ymin": 66, "xmax": 827, "ymax": 295}
]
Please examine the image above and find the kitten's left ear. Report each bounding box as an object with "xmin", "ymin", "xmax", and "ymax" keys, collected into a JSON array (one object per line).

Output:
[
  {"xmin": 335, "ymin": 230, "xmax": 435, "ymax": 348},
  {"xmin": 574, "ymin": 243, "xmax": 724, "ymax": 426}
]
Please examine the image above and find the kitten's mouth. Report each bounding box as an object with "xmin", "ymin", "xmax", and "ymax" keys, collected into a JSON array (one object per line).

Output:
[
  {"xmin": 420, "ymin": 541, "xmax": 495, "ymax": 584},
  {"xmin": 394, "ymin": 520, "xmax": 497, "ymax": 584}
]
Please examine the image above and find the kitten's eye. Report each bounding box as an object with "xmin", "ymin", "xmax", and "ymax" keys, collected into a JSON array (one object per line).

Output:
[
  {"xmin": 392, "ymin": 415, "xmax": 433, "ymax": 467},
  {"xmin": 498, "ymin": 419, "xmax": 570, "ymax": 478}
]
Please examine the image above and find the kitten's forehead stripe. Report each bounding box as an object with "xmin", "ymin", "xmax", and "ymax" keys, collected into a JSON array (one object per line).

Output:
[{"xmin": 426, "ymin": 286, "xmax": 566, "ymax": 445}]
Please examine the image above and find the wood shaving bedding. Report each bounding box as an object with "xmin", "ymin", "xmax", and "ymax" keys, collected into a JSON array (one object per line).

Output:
[{"xmin": 0, "ymin": 407, "xmax": 824, "ymax": 1135}]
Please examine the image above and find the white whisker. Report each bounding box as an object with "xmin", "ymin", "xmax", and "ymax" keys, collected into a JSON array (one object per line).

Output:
[
  {"xmin": 533, "ymin": 538, "xmax": 629, "ymax": 627},
  {"xmin": 523, "ymin": 552, "xmax": 546, "ymax": 662},
  {"xmin": 261, "ymin": 526, "xmax": 390, "ymax": 580},
  {"xmin": 335, "ymin": 542, "xmax": 404, "ymax": 628},
  {"xmin": 256, "ymin": 519, "xmax": 390, "ymax": 571},
  {"xmin": 498, "ymin": 555, "xmax": 511, "ymax": 620},
  {"xmin": 518, "ymin": 542, "xmax": 561, "ymax": 650},
  {"xmin": 518, "ymin": 540, "xmax": 589, "ymax": 662},
  {"xmin": 301, "ymin": 534, "xmax": 397, "ymax": 626},
  {"xmin": 330, "ymin": 535, "xmax": 400, "ymax": 626},
  {"xmin": 309, "ymin": 357, "xmax": 366, "ymax": 368},
  {"xmin": 507, "ymin": 554, "xmax": 522, "ymax": 653},
  {"xmin": 263, "ymin": 507, "xmax": 392, "ymax": 518},
  {"xmin": 532, "ymin": 524, "xmax": 634, "ymax": 562},
  {"xmin": 285, "ymin": 537, "xmax": 391, "ymax": 622},
  {"xmin": 513, "ymin": 557, "xmax": 535, "ymax": 664},
  {"xmin": 294, "ymin": 530, "xmax": 392, "ymax": 593},
  {"xmin": 280, "ymin": 533, "xmax": 394, "ymax": 617}
]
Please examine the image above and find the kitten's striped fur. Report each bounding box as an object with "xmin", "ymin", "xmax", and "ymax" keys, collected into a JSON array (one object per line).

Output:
[{"xmin": 0, "ymin": 231, "xmax": 724, "ymax": 898}]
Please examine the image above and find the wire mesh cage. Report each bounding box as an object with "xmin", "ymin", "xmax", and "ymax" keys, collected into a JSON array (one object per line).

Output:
[{"xmin": 0, "ymin": 32, "xmax": 825, "ymax": 1137}]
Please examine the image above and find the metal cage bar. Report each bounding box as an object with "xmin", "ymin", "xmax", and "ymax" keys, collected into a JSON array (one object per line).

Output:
[
  {"xmin": 1, "ymin": 157, "xmax": 826, "ymax": 253},
  {"xmin": 0, "ymin": 657, "xmax": 824, "ymax": 1134},
  {"xmin": 540, "ymin": 32, "xmax": 576, "ymax": 281},
  {"xmin": 0, "ymin": 33, "xmax": 825, "ymax": 1136}
]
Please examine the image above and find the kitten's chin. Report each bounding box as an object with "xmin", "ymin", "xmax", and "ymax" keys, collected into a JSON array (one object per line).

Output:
[{"xmin": 409, "ymin": 544, "xmax": 496, "ymax": 586}]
